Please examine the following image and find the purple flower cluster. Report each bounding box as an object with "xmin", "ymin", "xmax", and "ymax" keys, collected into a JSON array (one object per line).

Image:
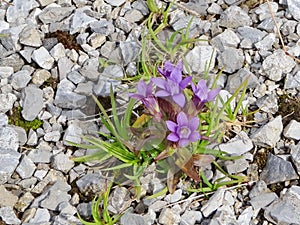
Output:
[{"xmin": 129, "ymin": 61, "xmax": 220, "ymax": 147}]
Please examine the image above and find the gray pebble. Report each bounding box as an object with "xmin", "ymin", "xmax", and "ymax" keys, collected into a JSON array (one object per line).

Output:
[
  {"xmin": 0, "ymin": 206, "xmax": 21, "ymax": 225},
  {"xmin": 29, "ymin": 208, "xmax": 51, "ymax": 223},
  {"xmin": 19, "ymin": 25, "xmax": 42, "ymax": 47},
  {"xmin": 11, "ymin": 70, "xmax": 31, "ymax": 90},
  {"xmin": 0, "ymin": 148, "xmax": 21, "ymax": 184},
  {"xmin": 16, "ymin": 155, "xmax": 36, "ymax": 179},
  {"xmin": 54, "ymin": 79, "xmax": 87, "ymax": 109},
  {"xmin": 211, "ymin": 29, "xmax": 240, "ymax": 52},
  {"xmin": 219, "ymin": 6, "xmax": 252, "ymax": 28},
  {"xmin": 6, "ymin": 0, "xmax": 39, "ymax": 23},
  {"xmin": 251, "ymin": 116, "xmax": 283, "ymax": 147},
  {"xmin": 185, "ymin": 45, "xmax": 216, "ymax": 74},
  {"xmin": 260, "ymin": 153, "xmax": 299, "ymax": 184},
  {"xmin": 38, "ymin": 6, "xmax": 75, "ymax": 24},
  {"xmin": 21, "ymin": 86, "xmax": 44, "ymax": 121},
  {"xmin": 287, "ymin": 0, "xmax": 300, "ymax": 21},
  {"xmin": 0, "ymin": 185, "xmax": 18, "ymax": 208},
  {"xmin": 218, "ymin": 47, "xmax": 245, "ymax": 73},
  {"xmin": 51, "ymin": 152, "xmax": 74, "ymax": 173},
  {"xmin": 283, "ymin": 120, "xmax": 300, "ymax": 140},
  {"xmin": 0, "ymin": 93, "xmax": 17, "ymax": 114},
  {"xmin": 32, "ymin": 47, "xmax": 55, "ymax": 70}
]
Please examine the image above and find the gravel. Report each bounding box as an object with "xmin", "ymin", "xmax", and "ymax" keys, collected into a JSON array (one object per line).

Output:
[{"xmin": 0, "ymin": 0, "xmax": 300, "ymax": 224}]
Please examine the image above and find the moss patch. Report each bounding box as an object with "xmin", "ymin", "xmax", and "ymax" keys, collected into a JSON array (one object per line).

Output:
[
  {"xmin": 277, "ymin": 94, "xmax": 300, "ymax": 126},
  {"xmin": 8, "ymin": 106, "xmax": 43, "ymax": 133}
]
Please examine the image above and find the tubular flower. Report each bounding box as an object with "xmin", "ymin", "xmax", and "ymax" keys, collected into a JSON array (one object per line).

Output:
[
  {"xmin": 151, "ymin": 77, "xmax": 186, "ymax": 108},
  {"xmin": 158, "ymin": 60, "xmax": 192, "ymax": 89},
  {"xmin": 166, "ymin": 112, "xmax": 201, "ymax": 147},
  {"xmin": 129, "ymin": 80, "xmax": 162, "ymax": 120},
  {"xmin": 191, "ymin": 79, "xmax": 220, "ymax": 110}
]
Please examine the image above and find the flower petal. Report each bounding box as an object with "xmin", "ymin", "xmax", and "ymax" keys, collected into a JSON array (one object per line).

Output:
[
  {"xmin": 178, "ymin": 139, "xmax": 189, "ymax": 147},
  {"xmin": 151, "ymin": 78, "xmax": 166, "ymax": 89},
  {"xmin": 155, "ymin": 90, "xmax": 170, "ymax": 97},
  {"xmin": 195, "ymin": 79, "xmax": 208, "ymax": 100},
  {"xmin": 166, "ymin": 120, "xmax": 177, "ymax": 132},
  {"xmin": 136, "ymin": 80, "xmax": 148, "ymax": 96},
  {"xmin": 189, "ymin": 132, "xmax": 201, "ymax": 142},
  {"xmin": 189, "ymin": 117, "xmax": 200, "ymax": 131},
  {"xmin": 207, "ymin": 89, "xmax": 220, "ymax": 101},
  {"xmin": 177, "ymin": 112, "xmax": 188, "ymax": 126},
  {"xmin": 128, "ymin": 93, "xmax": 143, "ymax": 100},
  {"xmin": 167, "ymin": 133, "xmax": 179, "ymax": 142},
  {"xmin": 172, "ymin": 93, "xmax": 186, "ymax": 108},
  {"xmin": 179, "ymin": 76, "xmax": 192, "ymax": 89}
]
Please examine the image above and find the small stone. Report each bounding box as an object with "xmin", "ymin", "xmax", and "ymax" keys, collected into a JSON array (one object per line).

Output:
[
  {"xmin": 0, "ymin": 206, "xmax": 21, "ymax": 225},
  {"xmin": 32, "ymin": 69, "xmax": 51, "ymax": 86},
  {"xmin": 67, "ymin": 70, "xmax": 85, "ymax": 85},
  {"xmin": 251, "ymin": 116, "xmax": 283, "ymax": 148},
  {"xmin": 32, "ymin": 47, "xmax": 55, "ymax": 70},
  {"xmin": 16, "ymin": 155, "xmax": 36, "ymax": 179},
  {"xmin": 38, "ymin": 6, "xmax": 75, "ymax": 24},
  {"xmin": 237, "ymin": 206, "xmax": 254, "ymax": 225},
  {"xmin": 6, "ymin": 0, "xmax": 39, "ymax": 23},
  {"xmin": 250, "ymin": 192, "xmax": 278, "ymax": 210},
  {"xmin": 260, "ymin": 153, "xmax": 299, "ymax": 184},
  {"xmin": 93, "ymin": 65, "xmax": 123, "ymax": 96},
  {"xmin": 0, "ymin": 185, "xmax": 18, "ymax": 207},
  {"xmin": 77, "ymin": 202, "xmax": 92, "ymax": 217},
  {"xmin": 21, "ymin": 86, "xmax": 44, "ymax": 121},
  {"xmin": 58, "ymin": 201, "xmax": 77, "ymax": 215},
  {"xmin": 54, "ymin": 79, "xmax": 87, "ymax": 109},
  {"xmin": 76, "ymin": 173, "xmax": 111, "ymax": 196},
  {"xmin": 11, "ymin": 70, "xmax": 31, "ymax": 90},
  {"xmin": 57, "ymin": 57, "xmax": 74, "ymax": 80},
  {"xmin": 19, "ymin": 25, "xmax": 42, "ymax": 47},
  {"xmin": 256, "ymin": 93, "xmax": 278, "ymax": 114},
  {"xmin": 180, "ymin": 210, "xmax": 203, "ymax": 225},
  {"xmin": 184, "ymin": 0, "xmax": 208, "ymax": 15},
  {"xmin": 283, "ymin": 120, "xmax": 300, "ymax": 140},
  {"xmin": 70, "ymin": 9, "xmax": 97, "ymax": 34},
  {"xmin": 51, "ymin": 152, "xmax": 74, "ymax": 173},
  {"xmin": 44, "ymin": 130, "xmax": 61, "ymax": 142},
  {"xmin": 164, "ymin": 189, "xmax": 182, "ymax": 203},
  {"xmin": 0, "ymin": 148, "xmax": 21, "ymax": 184},
  {"xmin": 218, "ymin": 47, "xmax": 245, "ymax": 73},
  {"xmin": 74, "ymin": 81, "xmax": 93, "ymax": 95},
  {"xmin": 11, "ymin": 126, "xmax": 27, "ymax": 146},
  {"xmin": 120, "ymin": 212, "xmax": 149, "ymax": 225},
  {"xmin": 0, "ymin": 114, "xmax": 8, "ymax": 127},
  {"xmin": 255, "ymin": 33, "xmax": 276, "ymax": 51},
  {"xmin": 255, "ymin": 2, "xmax": 278, "ymax": 21},
  {"xmin": 15, "ymin": 192, "xmax": 34, "ymax": 212},
  {"xmin": 185, "ymin": 45, "xmax": 216, "ymax": 74},
  {"xmin": 226, "ymin": 68, "xmax": 259, "ymax": 93},
  {"xmin": 29, "ymin": 208, "xmax": 51, "ymax": 223},
  {"xmin": 0, "ymin": 93, "xmax": 17, "ymax": 113},
  {"xmin": 201, "ymin": 189, "xmax": 225, "ymax": 217},
  {"xmin": 109, "ymin": 187, "xmax": 131, "ymax": 214},
  {"xmin": 88, "ymin": 33, "xmax": 106, "ymax": 49},
  {"xmin": 262, "ymin": 49, "xmax": 296, "ymax": 81},
  {"xmin": 79, "ymin": 57, "xmax": 100, "ymax": 81},
  {"xmin": 40, "ymin": 181, "xmax": 71, "ymax": 210},
  {"xmin": 37, "ymin": 0, "xmax": 56, "ymax": 6},
  {"xmin": 264, "ymin": 186, "xmax": 300, "ymax": 224},
  {"xmin": 50, "ymin": 43, "xmax": 66, "ymax": 61},
  {"xmin": 119, "ymin": 41, "xmax": 141, "ymax": 66},
  {"xmin": 287, "ymin": 0, "xmax": 300, "ymax": 21},
  {"xmin": 0, "ymin": 67, "xmax": 14, "ymax": 79},
  {"xmin": 27, "ymin": 148, "xmax": 52, "ymax": 163},
  {"xmin": 219, "ymin": 6, "xmax": 252, "ymax": 28},
  {"xmin": 90, "ymin": 19, "xmax": 115, "ymax": 35},
  {"xmin": 291, "ymin": 144, "xmax": 300, "ymax": 174},
  {"xmin": 104, "ymin": 0, "xmax": 125, "ymax": 7},
  {"xmin": 159, "ymin": 208, "xmax": 181, "ymax": 225},
  {"xmin": 225, "ymin": 158, "xmax": 249, "ymax": 174},
  {"xmin": 237, "ymin": 26, "xmax": 267, "ymax": 46},
  {"xmin": 124, "ymin": 9, "xmax": 144, "ymax": 23},
  {"xmin": 211, "ymin": 29, "xmax": 240, "ymax": 52},
  {"xmin": 0, "ymin": 53, "xmax": 25, "ymax": 72},
  {"xmin": 27, "ymin": 129, "xmax": 38, "ymax": 146}
]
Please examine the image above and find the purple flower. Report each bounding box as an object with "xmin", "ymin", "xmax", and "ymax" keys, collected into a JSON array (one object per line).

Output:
[
  {"xmin": 158, "ymin": 61, "xmax": 192, "ymax": 90},
  {"xmin": 152, "ymin": 78, "xmax": 186, "ymax": 108},
  {"xmin": 166, "ymin": 112, "xmax": 201, "ymax": 147},
  {"xmin": 191, "ymin": 79, "xmax": 220, "ymax": 110},
  {"xmin": 129, "ymin": 80, "xmax": 162, "ymax": 120}
]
